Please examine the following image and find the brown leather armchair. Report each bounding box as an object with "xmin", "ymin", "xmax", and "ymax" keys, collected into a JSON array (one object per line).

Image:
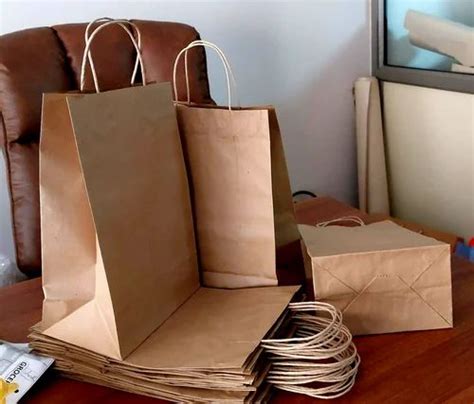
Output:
[{"xmin": 0, "ymin": 20, "xmax": 213, "ymax": 277}]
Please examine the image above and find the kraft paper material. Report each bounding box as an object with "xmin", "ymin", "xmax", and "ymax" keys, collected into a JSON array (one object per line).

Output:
[
  {"xmin": 299, "ymin": 221, "xmax": 453, "ymax": 335},
  {"xmin": 176, "ymin": 103, "xmax": 299, "ymax": 288},
  {"xmin": 124, "ymin": 286, "xmax": 298, "ymax": 369},
  {"xmin": 37, "ymin": 76, "xmax": 299, "ymax": 401},
  {"xmin": 40, "ymin": 83, "xmax": 199, "ymax": 359},
  {"xmin": 30, "ymin": 286, "xmax": 298, "ymax": 402}
]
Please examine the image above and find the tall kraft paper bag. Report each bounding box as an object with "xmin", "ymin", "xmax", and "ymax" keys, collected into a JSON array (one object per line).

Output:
[
  {"xmin": 40, "ymin": 22, "xmax": 199, "ymax": 359},
  {"xmin": 173, "ymin": 41, "xmax": 299, "ymax": 288},
  {"xmin": 299, "ymin": 220, "xmax": 453, "ymax": 335}
]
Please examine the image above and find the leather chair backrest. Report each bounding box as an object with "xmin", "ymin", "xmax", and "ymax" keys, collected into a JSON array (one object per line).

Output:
[{"xmin": 0, "ymin": 20, "xmax": 212, "ymax": 276}]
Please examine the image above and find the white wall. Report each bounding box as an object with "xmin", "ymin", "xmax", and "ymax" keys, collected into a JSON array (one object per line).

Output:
[
  {"xmin": 0, "ymin": 0, "xmax": 371, "ymax": 264},
  {"xmin": 383, "ymin": 82, "xmax": 474, "ymax": 240}
]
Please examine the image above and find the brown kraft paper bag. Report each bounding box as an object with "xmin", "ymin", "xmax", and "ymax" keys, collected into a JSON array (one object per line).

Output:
[
  {"xmin": 40, "ymin": 22, "xmax": 199, "ymax": 359},
  {"xmin": 173, "ymin": 40, "xmax": 299, "ymax": 288},
  {"xmin": 299, "ymin": 219, "xmax": 453, "ymax": 335},
  {"xmin": 34, "ymin": 25, "xmax": 301, "ymax": 402}
]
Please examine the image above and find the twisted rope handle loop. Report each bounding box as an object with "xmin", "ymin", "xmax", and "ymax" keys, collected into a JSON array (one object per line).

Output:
[
  {"xmin": 80, "ymin": 19, "xmax": 146, "ymax": 93},
  {"xmin": 172, "ymin": 40, "xmax": 237, "ymax": 111},
  {"xmin": 262, "ymin": 301, "xmax": 360, "ymax": 399},
  {"xmin": 183, "ymin": 40, "xmax": 238, "ymax": 106},
  {"xmin": 316, "ymin": 215, "xmax": 365, "ymax": 228},
  {"xmin": 84, "ymin": 17, "xmax": 141, "ymax": 92}
]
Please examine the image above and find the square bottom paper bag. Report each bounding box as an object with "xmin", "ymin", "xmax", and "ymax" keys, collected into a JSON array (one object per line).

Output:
[
  {"xmin": 176, "ymin": 103, "xmax": 299, "ymax": 289},
  {"xmin": 299, "ymin": 220, "xmax": 453, "ymax": 335},
  {"xmin": 40, "ymin": 83, "xmax": 199, "ymax": 359}
]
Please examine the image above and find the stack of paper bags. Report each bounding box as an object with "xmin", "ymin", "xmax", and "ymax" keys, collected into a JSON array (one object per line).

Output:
[
  {"xmin": 30, "ymin": 287, "xmax": 298, "ymax": 402},
  {"xmin": 29, "ymin": 31, "xmax": 301, "ymax": 402}
]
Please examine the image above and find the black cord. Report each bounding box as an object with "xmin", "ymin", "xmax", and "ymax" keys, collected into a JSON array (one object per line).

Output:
[{"xmin": 292, "ymin": 190, "xmax": 317, "ymax": 198}]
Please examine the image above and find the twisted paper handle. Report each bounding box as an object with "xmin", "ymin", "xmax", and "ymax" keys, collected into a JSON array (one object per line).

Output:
[
  {"xmin": 83, "ymin": 17, "xmax": 142, "ymax": 92},
  {"xmin": 80, "ymin": 18, "xmax": 146, "ymax": 93},
  {"xmin": 172, "ymin": 40, "xmax": 239, "ymax": 110},
  {"xmin": 316, "ymin": 215, "xmax": 365, "ymax": 228},
  {"xmin": 262, "ymin": 301, "xmax": 360, "ymax": 399}
]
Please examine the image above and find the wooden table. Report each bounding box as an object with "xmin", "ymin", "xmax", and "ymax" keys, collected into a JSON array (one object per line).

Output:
[{"xmin": 1, "ymin": 197, "xmax": 473, "ymax": 403}]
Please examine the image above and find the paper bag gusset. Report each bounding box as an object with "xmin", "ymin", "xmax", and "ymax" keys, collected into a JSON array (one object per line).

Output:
[{"xmin": 299, "ymin": 220, "xmax": 453, "ymax": 335}]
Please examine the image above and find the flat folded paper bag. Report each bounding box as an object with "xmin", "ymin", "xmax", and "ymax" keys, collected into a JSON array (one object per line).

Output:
[
  {"xmin": 299, "ymin": 220, "xmax": 453, "ymax": 335},
  {"xmin": 38, "ymin": 286, "xmax": 299, "ymax": 369},
  {"xmin": 31, "ymin": 286, "xmax": 298, "ymax": 402},
  {"xmin": 123, "ymin": 286, "xmax": 299, "ymax": 369}
]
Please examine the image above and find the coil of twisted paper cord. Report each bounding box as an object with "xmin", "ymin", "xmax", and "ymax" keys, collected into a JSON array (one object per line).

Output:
[{"xmin": 262, "ymin": 301, "xmax": 360, "ymax": 399}]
